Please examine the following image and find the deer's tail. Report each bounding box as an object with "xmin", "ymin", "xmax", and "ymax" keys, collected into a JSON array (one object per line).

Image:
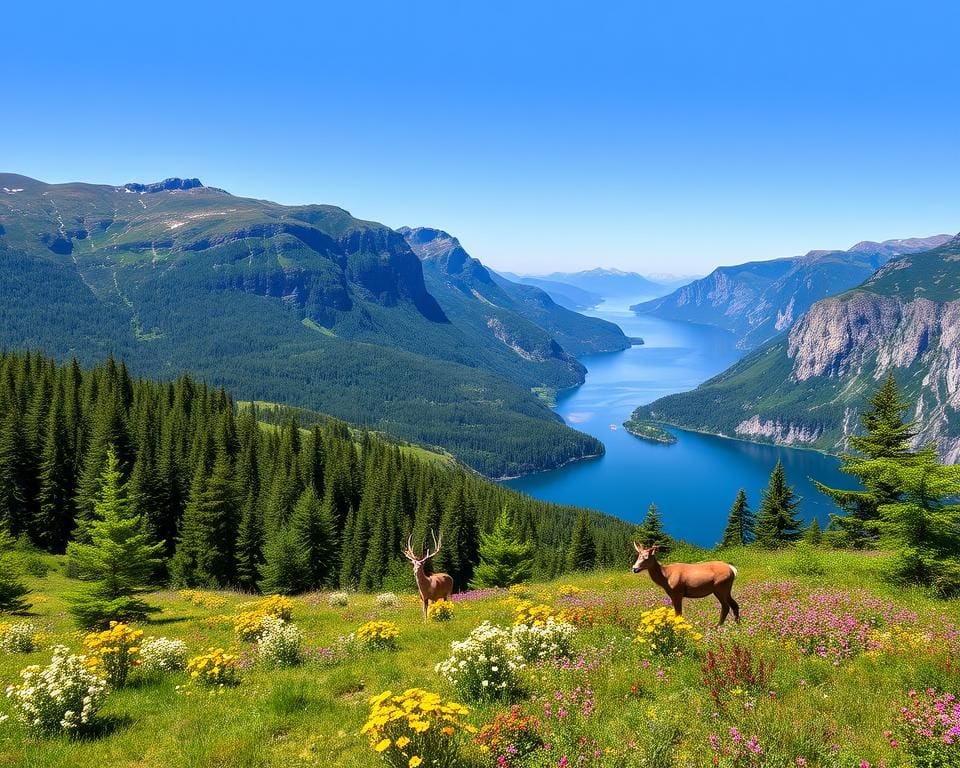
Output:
[{"xmin": 728, "ymin": 564, "xmax": 738, "ymax": 579}]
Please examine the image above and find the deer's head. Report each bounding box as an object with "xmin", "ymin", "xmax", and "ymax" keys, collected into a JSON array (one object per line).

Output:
[
  {"xmin": 403, "ymin": 530, "xmax": 442, "ymax": 576},
  {"xmin": 631, "ymin": 542, "xmax": 660, "ymax": 573}
]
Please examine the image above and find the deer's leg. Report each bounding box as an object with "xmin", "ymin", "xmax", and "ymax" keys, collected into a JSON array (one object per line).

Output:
[
  {"xmin": 422, "ymin": 599, "xmax": 429, "ymax": 622},
  {"xmin": 717, "ymin": 596, "xmax": 730, "ymax": 626},
  {"xmin": 729, "ymin": 596, "xmax": 740, "ymax": 623},
  {"xmin": 670, "ymin": 593, "xmax": 683, "ymax": 616}
]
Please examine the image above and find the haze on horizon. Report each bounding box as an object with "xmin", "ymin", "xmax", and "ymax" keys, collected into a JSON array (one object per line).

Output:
[{"xmin": 6, "ymin": 1, "xmax": 959, "ymax": 275}]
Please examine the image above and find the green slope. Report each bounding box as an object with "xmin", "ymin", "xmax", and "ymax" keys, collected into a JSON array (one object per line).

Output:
[{"xmin": 0, "ymin": 173, "xmax": 603, "ymax": 477}]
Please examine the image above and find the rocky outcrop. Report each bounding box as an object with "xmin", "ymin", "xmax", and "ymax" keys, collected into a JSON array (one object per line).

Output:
[
  {"xmin": 734, "ymin": 415, "xmax": 822, "ymax": 444},
  {"xmin": 124, "ymin": 178, "xmax": 206, "ymax": 193}
]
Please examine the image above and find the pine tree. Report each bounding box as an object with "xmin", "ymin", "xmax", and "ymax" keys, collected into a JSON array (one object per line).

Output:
[
  {"xmin": 0, "ymin": 396, "xmax": 31, "ymax": 539},
  {"xmin": 235, "ymin": 492, "xmax": 265, "ymax": 591},
  {"xmin": 36, "ymin": 379, "xmax": 77, "ymax": 552},
  {"xmin": 815, "ymin": 374, "xmax": 917, "ymax": 547},
  {"xmin": 754, "ymin": 461, "xmax": 803, "ymax": 548},
  {"xmin": 874, "ymin": 447, "xmax": 960, "ymax": 596},
  {"xmin": 804, "ymin": 518, "xmax": 823, "ymax": 545},
  {"xmin": 471, "ymin": 508, "xmax": 532, "ymax": 588},
  {"xmin": 169, "ymin": 451, "xmax": 238, "ymax": 587},
  {"xmin": 635, "ymin": 503, "xmax": 672, "ymax": 553},
  {"xmin": 0, "ymin": 526, "xmax": 31, "ymax": 613},
  {"xmin": 720, "ymin": 489, "xmax": 754, "ymax": 547},
  {"xmin": 436, "ymin": 480, "xmax": 480, "ymax": 588},
  {"xmin": 259, "ymin": 525, "xmax": 309, "ymax": 595},
  {"xmin": 566, "ymin": 509, "xmax": 596, "ymax": 571},
  {"xmin": 290, "ymin": 486, "xmax": 338, "ymax": 589},
  {"xmin": 65, "ymin": 448, "xmax": 164, "ymax": 626}
]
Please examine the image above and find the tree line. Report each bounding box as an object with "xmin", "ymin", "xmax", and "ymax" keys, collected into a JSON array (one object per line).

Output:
[{"xmin": 0, "ymin": 351, "xmax": 634, "ymax": 608}]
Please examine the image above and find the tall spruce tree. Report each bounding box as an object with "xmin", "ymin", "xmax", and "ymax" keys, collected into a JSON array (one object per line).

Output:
[
  {"xmin": 436, "ymin": 480, "xmax": 480, "ymax": 589},
  {"xmin": 170, "ymin": 450, "xmax": 238, "ymax": 587},
  {"xmin": 566, "ymin": 509, "xmax": 596, "ymax": 571},
  {"xmin": 65, "ymin": 448, "xmax": 164, "ymax": 626},
  {"xmin": 720, "ymin": 488, "xmax": 754, "ymax": 547},
  {"xmin": 471, "ymin": 508, "xmax": 533, "ymax": 588},
  {"xmin": 635, "ymin": 503, "xmax": 672, "ymax": 553},
  {"xmin": 36, "ymin": 379, "xmax": 77, "ymax": 552},
  {"xmin": 259, "ymin": 525, "xmax": 309, "ymax": 595},
  {"xmin": 235, "ymin": 492, "xmax": 265, "ymax": 591},
  {"xmin": 754, "ymin": 461, "xmax": 802, "ymax": 547},
  {"xmin": 874, "ymin": 446, "xmax": 960, "ymax": 596},
  {"xmin": 815, "ymin": 374, "xmax": 917, "ymax": 547},
  {"xmin": 290, "ymin": 486, "xmax": 338, "ymax": 589}
]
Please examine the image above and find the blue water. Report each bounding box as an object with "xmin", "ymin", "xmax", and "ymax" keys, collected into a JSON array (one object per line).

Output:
[{"xmin": 504, "ymin": 300, "xmax": 855, "ymax": 547}]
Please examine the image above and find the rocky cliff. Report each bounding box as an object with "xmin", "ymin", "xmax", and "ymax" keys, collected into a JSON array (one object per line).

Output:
[{"xmin": 630, "ymin": 234, "xmax": 960, "ymax": 462}]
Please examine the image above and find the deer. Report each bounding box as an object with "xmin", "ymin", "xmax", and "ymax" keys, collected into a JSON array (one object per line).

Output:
[
  {"xmin": 631, "ymin": 542, "xmax": 740, "ymax": 625},
  {"xmin": 403, "ymin": 530, "xmax": 454, "ymax": 622}
]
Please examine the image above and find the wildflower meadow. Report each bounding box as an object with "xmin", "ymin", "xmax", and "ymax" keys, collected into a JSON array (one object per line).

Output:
[{"xmin": 0, "ymin": 546, "xmax": 958, "ymax": 766}]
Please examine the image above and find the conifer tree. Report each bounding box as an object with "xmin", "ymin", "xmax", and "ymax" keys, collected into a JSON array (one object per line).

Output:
[
  {"xmin": 875, "ymin": 447, "xmax": 960, "ymax": 596},
  {"xmin": 36, "ymin": 379, "xmax": 77, "ymax": 552},
  {"xmin": 235, "ymin": 492, "xmax": 265, "ymax": 591},
  {"xmin": 169, "ymin": 451, "xmax": 238, "ymax": 587},
  {"xmin": 635, "ymin": 503, "xmax": 672, "ymax": 553},
  {"xmin": 436, "ymin": 480, "xmax": 480, "ymax": 588},
  {"xmin": 0, "ymin": 526, "xmax": 31, "ymax": 613},
  {"xmin": 566, "ymin": 509, "xmax": 596, "ymax": 572},
  {"xmin": 720, "ymin": 488, "xmax": 754, "ymax": 547},
  {"xmin": 290, "ymin": 486, "xmax": 338, "ymax": 589},
  {"xmin": 754, "ymin": 461, "xmax": 802, "ymax": 547},
  {"xmin": 804, "ymin": 518, "xmax": 823, "ymax": 545},
  {"xmin": 0, "ymin": 396, "xmax": 30, "ymax": 539},
  {"xmin": 65, "ymin": 448, "xmax": 164, "ymax": 626},
  {"xmin": 815, "ymin": 374, "xmax": 917, "ymax": 547},
  {"xmin": 259, "ymin": 525, "xmax": 309, "ymax": 595},
  {"xmin": 471, "ymin": 508, "xmax": 532, "ymax": 588}
]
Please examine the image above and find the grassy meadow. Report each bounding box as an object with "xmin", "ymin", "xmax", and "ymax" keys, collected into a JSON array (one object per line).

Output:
[{"xmin": 2, "ymin": 546, "xmax": 959, "ymax": 767}]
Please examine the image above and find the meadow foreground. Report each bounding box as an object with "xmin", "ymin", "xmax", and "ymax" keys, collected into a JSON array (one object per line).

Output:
[{"xmin": 1, "ymin": 547, "xmax": 959, "ymax": 768}]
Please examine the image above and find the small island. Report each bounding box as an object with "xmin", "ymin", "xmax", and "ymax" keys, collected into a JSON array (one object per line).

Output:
[
  {"xmin": 622, "ymin": 417, "xmax": 677, "ymax": 444},
  {"xmin": 628, "ymin": 336, "xmax": 645, "ymax": 345}
]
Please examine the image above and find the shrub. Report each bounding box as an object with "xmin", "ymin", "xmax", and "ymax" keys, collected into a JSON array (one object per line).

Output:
[
  {"xmin": 356, "ymin": 621, "xmax": 400, "ymax": 651},
  {"xmin": 255, "ymin": 595, "xmax": 293, "ymax": 621},
  {"xmin": 788, "ymin": 541, "xmax": 827, "ymax": 577},
  {"xmin": 428, "ymin": 599, "xmax": 454, "ymax": 622},
  {"xmin": 0, "ymin": 622, "xmax": 38, "ymax": 654},
  {"xmin": 634, "ymin": 606, "xmax": 702, "ymax": 658},
  {"xmin": 512, "ymin": 601, "xmax": 560, "ymax": 627},
  {"xmin": 435, "ymin": 621, "xmax": 525, "ymax": 701},
  {"xmin": 375, "ymin": 592, "xmax": 400, "ymax": 610},
  {"xmin": 510, "ymin": 618, "xmax": 576, "ymax": 663},
  {"xmin": 328, "ymin": 591, "xmax": 350, "ymax": 607},
  {"xmin": 82, "ymin": 621, "xmax": 143, "ymax": 688},
  {"xmin": 234, "ymin": 610, "xmax": 269, "ymax": 642},
  {"xmin": 475, "ymin": 704, "xmax": 543, "ymax": 767},
  {"xmin": 360, "ymin": 688, "xmax": 475, "ymax": 768},
  {"xmin": 256, "ymin": 616, "xmax": 302, "ymax": 668},
  {"xmin": 139, "ymin": 636, "xmax": 188, "ymax": 675},
  {"xmin": 4, "ymin": 645, "xmax": 109, "ymax": 734},
  {"xmin": 20, "ymin": 554, "xmax": 51, "ymax": 578},
  {"xmin": 556, "ymin": 584, "xmax": 584, "ymax": 597},
  {"xmin": 701, "ymin": 643, "xmax": 774, "ymax": 707},
  {"xmin": 186, "ymin": 647, "xmax": 241, "ymax": 687},
  {"xmin": 178, "ymin": 589, "xmax": 228, "ymax": 609},
  {"xmin": 893, "ymin": 688, "xmax": 960, "ymax": 767}
]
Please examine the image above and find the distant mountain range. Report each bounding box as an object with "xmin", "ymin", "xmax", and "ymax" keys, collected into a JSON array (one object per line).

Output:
[
  {"xmin": 500, "ymin": 268, "xmax": 686, "ymax": 309},
  {"xmin": 0, "ymin": 173, "xmax": 628, "ymax": 477},
  {"xmin": 630, "ymin": 234, "xmax": 960, "ymax": 462},
  {"xmin": 631, "ymin": 236, "xmax": 952, "ymax": 349}
]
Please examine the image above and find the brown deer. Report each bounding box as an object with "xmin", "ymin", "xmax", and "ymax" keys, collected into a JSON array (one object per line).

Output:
[
  {"xmin": 631, "ymin": 542, "xmax": 740, "ymax": 625},
  {"xmin": 403, "ymin": 530, "xmax": 454, "ymax": 621}
]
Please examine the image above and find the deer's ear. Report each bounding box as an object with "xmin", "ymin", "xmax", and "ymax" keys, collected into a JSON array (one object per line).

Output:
[{"xmin": 650, "ymin": 544, "xmax": 660, "ymax": 554}]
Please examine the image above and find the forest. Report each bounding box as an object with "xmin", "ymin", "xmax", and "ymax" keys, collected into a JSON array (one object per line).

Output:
[{"xmin": 0, "ymin": 350, "xmax": 634, "ymax": 599}]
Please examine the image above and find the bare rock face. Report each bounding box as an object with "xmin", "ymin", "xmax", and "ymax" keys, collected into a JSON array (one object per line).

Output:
[
  {"xmin": 735, "ymin": 415, "xmax": 822, "ymax": 444},
  {"xmin": 787, "ymin": 291, "xmax": 960, "ymax": 460}
]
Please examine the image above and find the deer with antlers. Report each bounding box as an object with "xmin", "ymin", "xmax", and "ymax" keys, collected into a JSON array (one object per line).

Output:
[
  {"xmin": 631, "ymin": 542, "xmax": 741, "ymax": 625},
  {"xmin": 403, "ymin": 530, "xmax": 454, "ymax": 621}
]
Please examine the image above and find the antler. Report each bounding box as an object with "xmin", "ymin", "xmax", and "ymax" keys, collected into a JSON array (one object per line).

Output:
[
  {"xmin": 422, "ymin": 529, "xmax": 442, "ymax": 561},
  {"xmin": 403, "ymin": 533, "xmax": 418, "ymax": 562}
]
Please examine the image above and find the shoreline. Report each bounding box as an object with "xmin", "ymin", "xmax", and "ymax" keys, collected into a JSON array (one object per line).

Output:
[{"xmin": 493, "ymin": 449, "xmax": 604, "ymax": 481}]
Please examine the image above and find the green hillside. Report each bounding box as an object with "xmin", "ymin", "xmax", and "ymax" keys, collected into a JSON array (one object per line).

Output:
[
  {"xmin": 0, "ymin": 174, "xmax": 604, "ymax": 477},
  {"xmin": 630, "ymin": 235, "xmax": 960, "ymax": 460}
]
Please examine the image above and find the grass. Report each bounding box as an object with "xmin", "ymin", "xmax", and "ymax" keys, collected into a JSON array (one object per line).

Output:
[{"xmin": 1, "ymin": 549, "xmax": 958, "ymax": 767}]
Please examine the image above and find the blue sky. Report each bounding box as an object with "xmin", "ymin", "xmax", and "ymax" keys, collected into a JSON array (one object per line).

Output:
[{"xmin": 5, "ymin": 1, "xmax": 959, "ymax": 274}]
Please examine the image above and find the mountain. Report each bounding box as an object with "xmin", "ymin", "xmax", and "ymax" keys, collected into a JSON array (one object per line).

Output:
[
  {"xmin": 535, "ymin": 268, "xmax": 669, "ymax": 301},
  {"xmin": 497, "ymin": 273, "xmax": 604, "ymax": 311},
  {"xmin": 0, "ymin": 173, "xmax": 606, "ymax": 477},
  {"xmin": 631, "ymin": 236, "xmax": 952, "ymax": 350},
  {"xmin": 401, "ymin": 228, "xmax": 629, "ymax": 358},
  {"xmin": 629, "ymin": 234, "xmax": 960, "ymax": 462}
]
